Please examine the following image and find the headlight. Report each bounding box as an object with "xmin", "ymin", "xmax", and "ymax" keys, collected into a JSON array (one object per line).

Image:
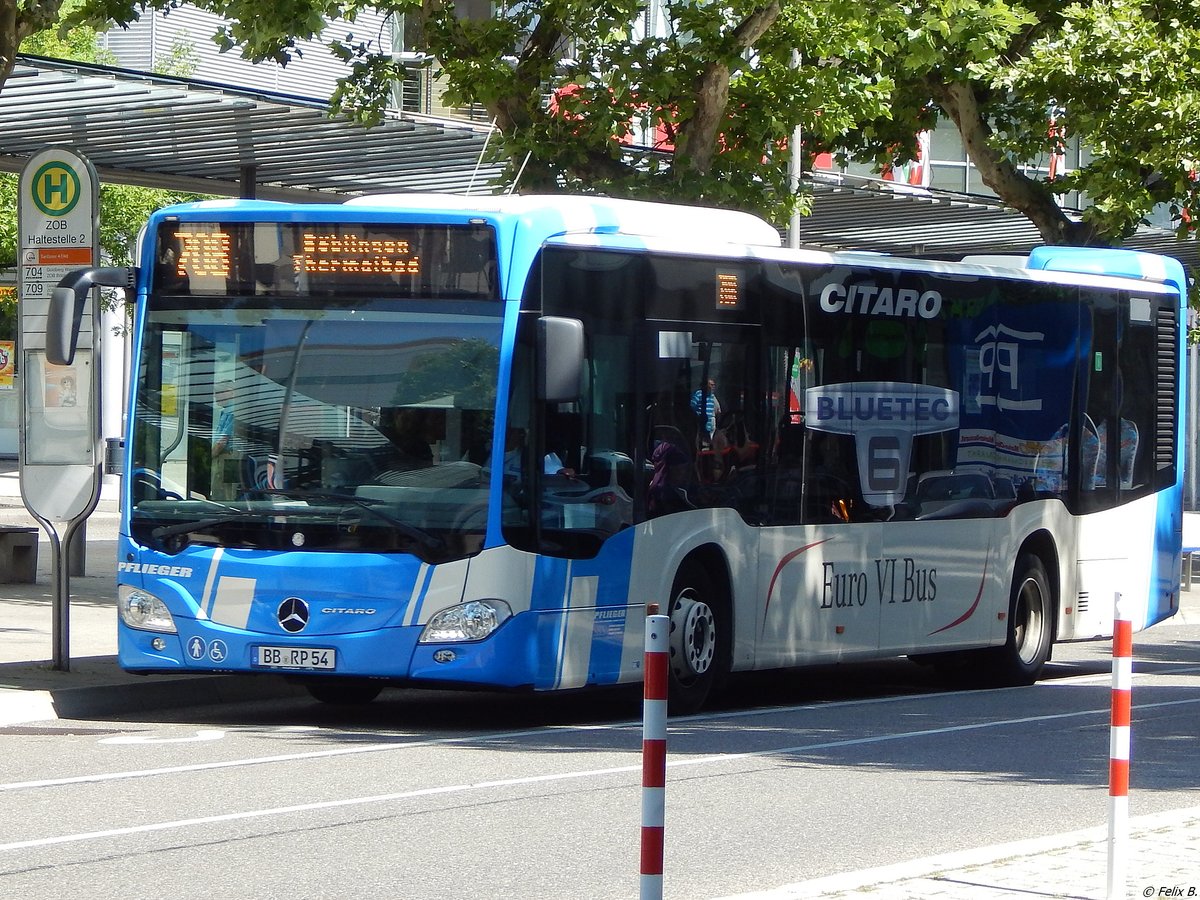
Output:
[
  {"xmin": 119, "ymin": 586, "xmax": 177, "ymax": 633},
  {"xmin": 419, "ymin": 599, "xmax": 511, "ymax": 643}
]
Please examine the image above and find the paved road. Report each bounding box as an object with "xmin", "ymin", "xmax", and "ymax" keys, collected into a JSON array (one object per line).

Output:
[
  {"xmin": 1, "ymin": 464, "xmax": 1197, "ymax": 898},
  {"xmin": 2, "ymin": 621, "xmax": 1198, "ymax": 899}
]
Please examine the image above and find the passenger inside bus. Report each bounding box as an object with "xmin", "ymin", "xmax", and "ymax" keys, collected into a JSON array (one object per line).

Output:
[
  {"xmin": 648, "ymin": 441, "xmax": 694, "ymax": 516},
  {"xmin": 723, "ymin": 416, "xmax": 760, "ymax": 472},
  {"xmin": 210, "ymin": 383, "xmax": 240, "ymax": 500},
  {"xmin": 482, "ymin": 425, "xmax": 525, "ymax": 489},
  {"xmin": 543, "ymin": 410, "xmax": 582, "ymax": 478},
  {"xmin": 691, "ymin": 378, "xmax": 722, "ymax": 446},
  {"xmin": 381, "ymin": 407, "xmax": 437, "ymax": 470},
  {"xmin": 484, "ymin": 426, "xmax": 578, "ymax": 487}
]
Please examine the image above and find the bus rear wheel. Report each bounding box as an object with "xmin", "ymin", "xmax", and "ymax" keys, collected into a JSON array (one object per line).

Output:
[
  {"xmin": 303, "ymin": 679, "xmax": 384, "ymax": 706},
  {"xmin": 665, "ymin": 560, "xmax": 729, "ymax": 715},
  {"xmin": 987, "ymin": 552, "xmax": 1053, "ymax": 685}
]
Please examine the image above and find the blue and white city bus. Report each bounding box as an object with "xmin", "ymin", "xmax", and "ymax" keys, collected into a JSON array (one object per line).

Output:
[{"xmin": 50, "ymin": 194, "xmax": 1187, "ymax": 711}]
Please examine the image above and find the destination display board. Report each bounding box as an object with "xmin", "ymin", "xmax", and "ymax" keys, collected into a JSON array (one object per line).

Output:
[{"xmin": 153, "ymin": 221, "xmax": 499, "ymax": 299}]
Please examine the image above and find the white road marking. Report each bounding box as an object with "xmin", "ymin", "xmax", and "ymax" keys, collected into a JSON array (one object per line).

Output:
[
  {"xmin": 2, "ymin": 695, "xmax": 1199, "ymax": 852},
  {"xmin": 2, "ymin": 667, "xmax": 1194, "ymax": 792},
  {"xmin": 100, "ymin": 729, "xmax": 226, "ymax": 745},
  {"xmin": 0, "ymin": 725, "xmax": 580, "ymax": 791}
]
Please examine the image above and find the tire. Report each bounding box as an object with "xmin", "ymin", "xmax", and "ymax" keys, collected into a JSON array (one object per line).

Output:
[
  {"xmin": 986, "ymin": 552, "xmax": 1053, "ymax": 685},
  {"xmin": 304, "ymin": 679, "xmax": 384, "ymax": 706},
  {"xmin": 664, "ymin": 559, "xmax": 730, "ymax": 715}
]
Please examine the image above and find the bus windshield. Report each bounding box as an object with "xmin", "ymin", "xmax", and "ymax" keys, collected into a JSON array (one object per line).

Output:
[{"xmin": 130, "ymin": 298, "xmax": 502, "ymax": 562}]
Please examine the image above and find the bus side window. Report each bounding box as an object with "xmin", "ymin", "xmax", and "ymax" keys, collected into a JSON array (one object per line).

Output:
[
  {"xmin": 1093, "ymin": 418, "xmax": 1138, "ymax": 488},
  {"xmin": 1114, "ymin": 296, "xmax": 1166, "ymax": 495},
  {"xmin": 1081, "ymin": 313, "xmax": 1122, "ymax": 508}
]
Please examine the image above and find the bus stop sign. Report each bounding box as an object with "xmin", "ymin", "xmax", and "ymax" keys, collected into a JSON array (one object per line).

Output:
[
  {"xmin": 17, "ymin": 146, "xmax": 103, "ymax": 672},
  {"xmin": 17, "ymin": 146, "xmax": 102, "ymax": 523}
]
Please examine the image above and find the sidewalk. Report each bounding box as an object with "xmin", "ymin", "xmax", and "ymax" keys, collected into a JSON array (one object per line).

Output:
[
  {"xmin": 723, "ymin": 586, "xmax": 1200, "ymax": 900},
  {"xmin": 719, "ymin": 806, "xmax": 1200, "ymax": 899},
  {"xmin": 0, "ymin": 460, "xmax": 299, "ymax": 725}
]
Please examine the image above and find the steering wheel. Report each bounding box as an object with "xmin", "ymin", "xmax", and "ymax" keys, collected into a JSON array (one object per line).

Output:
[{"xmin": 133, "ymin": 469, "xmax": 183, "ymax": 501}]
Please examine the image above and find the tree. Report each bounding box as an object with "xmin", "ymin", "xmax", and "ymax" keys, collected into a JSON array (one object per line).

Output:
[
  {"xmin": 66, "ymin": 0, "xmax": 901, "ymax": 224},
  {"xmin": 0, "ymin": 1, "xmax": 70, "ymax": 88},
  {"xmin": 837, "ymin": 0, "xmax": 1200, "ymax": 247},
  {"xmin": 36, "ymin": 0, "xmax": 1200, "ymax": 251},
  {"xmin": 0, "ymin": 0, "xmax": 201, "ymax": 270},
  {"xmin": 0, "ymin": 0, "xmax": 201, "ymax": 344}
]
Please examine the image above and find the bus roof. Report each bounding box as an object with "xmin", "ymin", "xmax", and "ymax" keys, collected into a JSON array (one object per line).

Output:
[
  {"xmin": 545, "ymin": 231, "xmax": 1184, "ymax": 298},
  {"xmin": 342, "ymin": 193, "xmax": 784, "ymax": 248}
]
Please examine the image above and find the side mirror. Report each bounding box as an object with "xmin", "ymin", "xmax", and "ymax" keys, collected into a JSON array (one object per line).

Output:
[
  {"xmin": 538, "ymin": 316, "xmax": 584, "ymax": 403},
  {"xmin": 47, "ymin": 267, "xmax": 137, "ymax": 366}
]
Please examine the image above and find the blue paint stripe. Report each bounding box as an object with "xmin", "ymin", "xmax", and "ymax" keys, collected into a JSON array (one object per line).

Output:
[
  {"xmin": 573, "ymin": 531, "xmax": 636, "ymax": 685},
  {"xmin": 532, "ymin": 555, "xmax": 570, "ymax": 689},
  {"xmin": 408, "ymin": 564, "xmax": 436, "ymax": 626}
]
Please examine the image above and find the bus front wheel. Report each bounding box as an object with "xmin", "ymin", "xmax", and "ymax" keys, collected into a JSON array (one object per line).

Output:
[{"xmin": 664, "ymin": 560, "xmax": 729, "ymax": 715}]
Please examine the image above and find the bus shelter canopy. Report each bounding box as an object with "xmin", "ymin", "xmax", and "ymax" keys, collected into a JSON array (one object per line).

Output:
[
  {"xmin": 0, "ymin": 55, "xmax": 507, "ymax": 200},
  {"xmin": 795, "ymin": 172, "xmax": 1200, "ymax": 270}
]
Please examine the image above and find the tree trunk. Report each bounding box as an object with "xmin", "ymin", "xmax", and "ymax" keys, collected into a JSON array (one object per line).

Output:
[
  {"xmin": 934, "ymin": 80, "xmax": 1105, "ymax": 246},
  {"xmin": 675, "ymin": 1, "xmax": 781, "ymax": 176},
  {"xmin": 678, "ymin": 65, "xmax": 731, "ymax": 174},
  {"xmin": 0, "ymin": 2, "xmax": 22, "ymax": 90},
  {"xmin": 0, "ymin": 1, "xmax": 66, "ymax": 94}
]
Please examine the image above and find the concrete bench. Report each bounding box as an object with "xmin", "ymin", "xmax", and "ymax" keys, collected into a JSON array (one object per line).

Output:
[
  {"xmin": 1184, "ymin": 546, "xmax": 1200, "ymax": 591},
  {"xmin": 0, "ymin": 526, "xmax": 39, "ymax": 583}
]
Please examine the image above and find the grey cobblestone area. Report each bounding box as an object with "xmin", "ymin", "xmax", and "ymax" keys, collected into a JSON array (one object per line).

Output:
[{"xmin": 721, "ymin": 808, "xmax": 1200, "ymax": 900}]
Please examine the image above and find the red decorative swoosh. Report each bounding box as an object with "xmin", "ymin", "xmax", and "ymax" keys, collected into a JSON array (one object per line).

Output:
[
  {"xmin": 929, "ymin": 548, "xmax": 990, "ymax": 635},
  {"xmin": 763, "ymin": 540, "xmax": 830, "ymax": 630}
]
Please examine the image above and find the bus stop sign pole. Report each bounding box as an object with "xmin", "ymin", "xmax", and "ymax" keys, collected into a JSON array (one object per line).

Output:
[{"xmin": 16, "ymin": 146, "xmax": 104, "ymax": 671}]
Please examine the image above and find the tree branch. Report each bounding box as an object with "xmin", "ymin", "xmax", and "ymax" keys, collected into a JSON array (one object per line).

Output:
[
  {"xmin": 0, "ymin": 0, "xmax": 65, "ymax": 92},
  {"xmin": 933, "ymin": 80, "xmax": 1101, "ymax": 245},
  {"xmin": 676, "ymin": 0, "xmax": 781, "ymax": 174}
]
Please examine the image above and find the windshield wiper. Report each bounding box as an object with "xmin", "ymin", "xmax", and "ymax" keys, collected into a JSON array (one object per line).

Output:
[
  {"xmin": 254, "ymin": 488, "xmax": 447, "ymax": 552},
  {"xmin": 150, "ymin": 511, "xmax": 268, "ymax": 541},
  {"xmin": 145, "ymin": 498, "xmax": 257, "ymax": 541}
]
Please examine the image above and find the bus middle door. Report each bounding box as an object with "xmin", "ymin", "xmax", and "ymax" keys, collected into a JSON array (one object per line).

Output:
[{"xmin": 878, "ymin": 473, "xmax": 1003, "ymax": 655}]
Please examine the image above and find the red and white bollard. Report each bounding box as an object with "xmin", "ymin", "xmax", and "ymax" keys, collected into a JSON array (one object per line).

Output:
[
  {"xmin": 641, "ymin": 604, "xmax": 669, "ymax": 900},
  {"xmin": 1107, "ymin": 591, "xmax": 1132, "ymax": 900}
]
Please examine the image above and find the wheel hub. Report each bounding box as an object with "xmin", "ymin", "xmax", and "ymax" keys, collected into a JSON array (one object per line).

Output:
[
  {"xmin": 669, "ymin": 592, "xmax": 716, "ymax": 681},
  {"xmin": 1015, "ymin": 576, "xmax": 1045, "ymax": 665}
]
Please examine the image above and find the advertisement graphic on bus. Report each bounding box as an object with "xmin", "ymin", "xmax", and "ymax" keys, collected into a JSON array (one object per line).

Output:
[{"xmin": 48, "ymin": 194, "xmax": 1186, "ymax": 711}]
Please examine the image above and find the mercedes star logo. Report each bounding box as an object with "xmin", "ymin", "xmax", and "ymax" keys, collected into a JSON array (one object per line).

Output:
[{"xmin": 277, "ymin": 597, "xmax": 310, "ymax": 633}]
